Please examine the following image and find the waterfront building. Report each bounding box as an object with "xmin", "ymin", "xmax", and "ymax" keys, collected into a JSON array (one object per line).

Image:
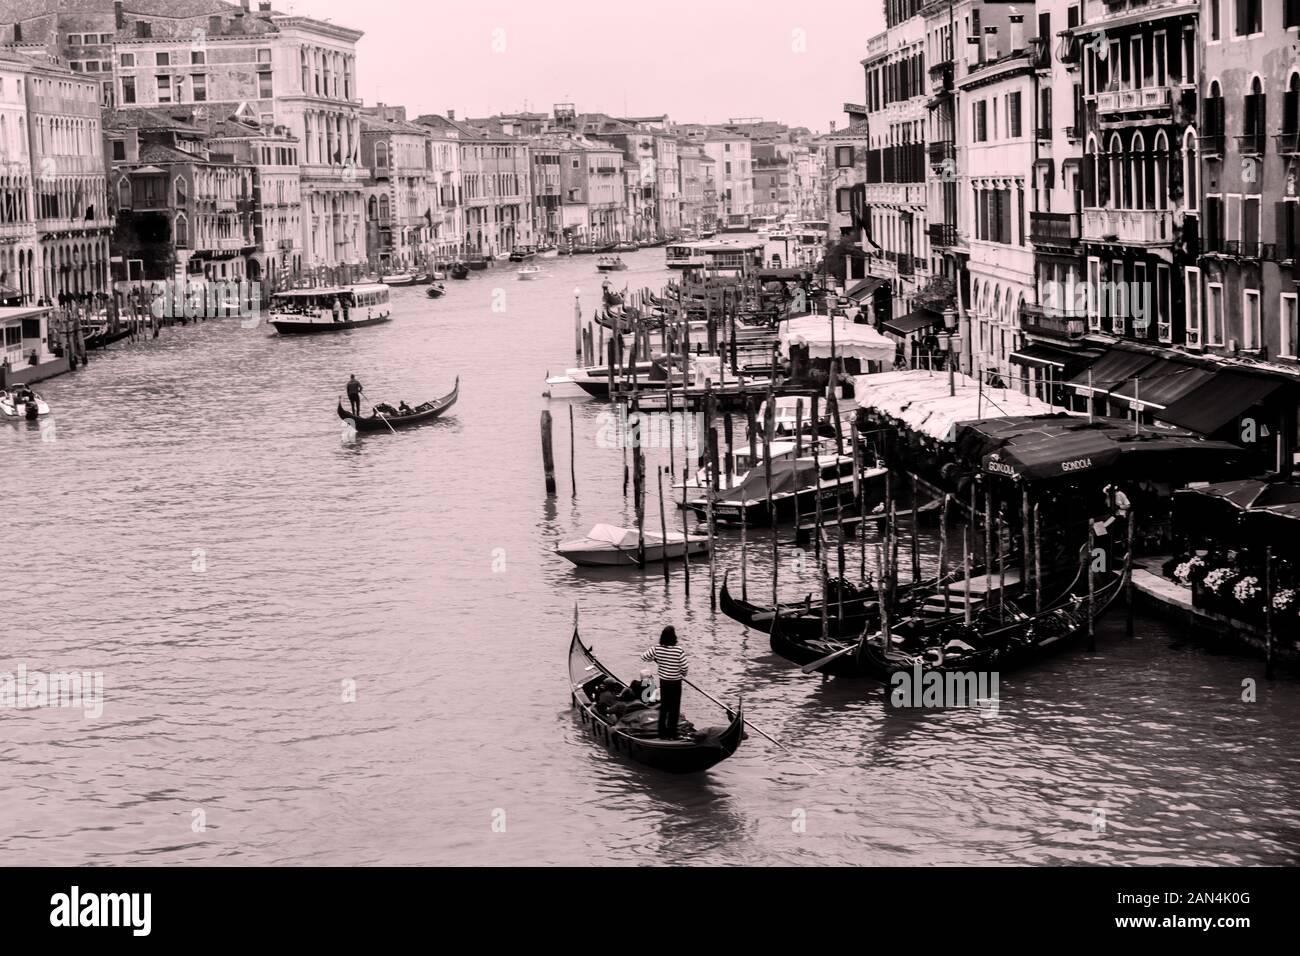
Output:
[
  {"xmin": 822, "ymin": 105, "xmax": 870, "ymax": 247},
  {"xmin": 0, "ymin": 52, "xmax": 37, "ymax": 305},
  {"xmin": 677, "ymin": 141, "xmax": 705, "ymax": 235},
  {"xmin": 106, "ymin": 107, "xmax": 256, "ymax": 283},
  {"xmin": 752, "ymin": 143, "xmax": 791, "ymax": 219},
  {"xmin": 701, "ymin": 129, "xmax": 752, "ymax": 231},
  {"xmin": 360, "ymin": 107, "xmax": 441, "ymax": 272},
  {"xmin": 698, "ymin": 153, "xmax": 718, "ymax": 231}
]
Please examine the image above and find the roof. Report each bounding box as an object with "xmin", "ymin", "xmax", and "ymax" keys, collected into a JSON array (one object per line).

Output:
[{"xmin": 105, "ymin": 106, "xmax": 202, "ymax": 132}]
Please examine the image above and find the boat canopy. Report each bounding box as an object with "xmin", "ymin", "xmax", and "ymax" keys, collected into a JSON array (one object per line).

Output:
[
  {"xmin": 586, "ymin": 524, "xmax": 635, "ymax": 546},
  {"xmin": 731, "ymin": 459, "xmax": 820, "ymax": 501},
  {"xmin": 780, "ymin": 314, "xmax": 894, "ymax": 363}
]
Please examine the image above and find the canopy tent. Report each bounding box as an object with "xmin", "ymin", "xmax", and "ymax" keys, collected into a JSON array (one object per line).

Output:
[
  {"xmin": 778, "ymin": 314, "xmax": 894, "ymax": 363},
  {"xmin": 730, "ymin": 458, "xmax": 819, "ymax": 502},
  {"xmin": 976, "ymin": 420, "xmax": 1249, "ymax": 484},
  {"xmin": 1173, "ymin": 479, "xmax": 1300, "ymax": 556},
  {"xmin": 853, "ymin": 370, "xmax": 1063, "ymax": 442}
]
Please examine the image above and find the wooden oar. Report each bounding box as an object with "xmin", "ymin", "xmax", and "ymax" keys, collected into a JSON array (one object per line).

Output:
[
  {"xmin": 799, "ymin": 640, "xmax": 858, "ymax": 674},
  {"xmin": 683, "ymin": 678, "xmax": 822, "ymax": 775}
]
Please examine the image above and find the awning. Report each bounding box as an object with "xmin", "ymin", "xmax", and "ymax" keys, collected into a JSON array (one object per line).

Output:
[
  {"xmin": 882, "ymin": 311, "xmax": 939, "ymax": 337},
  {"xmin": 1156, "ymin": 371, "xmax": 1287, "ymax": 435},
  {"xmin": 854, "ymin": 371, "xmax": 1062, "ymax": 442},
  {"xmin": 779, "ymin": 314, "xmax": 895, "ymax": 363},
  {"xmin": 1010, "ymin": 343, "xmax": 1091, "ymax": 370},
  {"xmin": 1109, "ymin": 361, "xmax": 1216, "ymax": 410},
  {"xmin": 1066, "ymin": 348, "xmax": 1160, "ymax": 395},
  {"xmin": 846, "ymin": 277, "xmax": 886, "ymax": 301}
]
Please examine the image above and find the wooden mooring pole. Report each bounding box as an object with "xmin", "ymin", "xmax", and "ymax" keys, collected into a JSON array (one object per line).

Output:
[{"xmin": 540, "ymin": 410, "xmax": 556, "ymax": 496}]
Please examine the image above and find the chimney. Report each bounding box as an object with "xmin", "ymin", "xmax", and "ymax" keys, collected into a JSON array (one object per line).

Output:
[
  {"xmin": 983, "ymin": 26, "xmax": 1000, "ymax": 63},
  {"xmin": 1008, "ymin": 10, "xmax": 1025, "ymax": 54},
  {"xmin": 259, "ymin": 1, "xmax": 271, "ymax": 10},
  {"xmin": 114, "ymin": 0, "xmax": 125, "ymax": 29},
  {"xmin": 447, "ymin": 109, "xmax": 455, "ymax": 120}
]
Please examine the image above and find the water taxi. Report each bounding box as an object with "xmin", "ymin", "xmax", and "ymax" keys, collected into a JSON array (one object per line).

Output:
[{"xmin": 269, "ymin": 284, "xmax": 391, "ymax": 334}]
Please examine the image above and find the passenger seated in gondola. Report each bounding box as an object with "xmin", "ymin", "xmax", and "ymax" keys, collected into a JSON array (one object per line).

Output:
[
  {"xmin": 373, "ymin": 402, "xmax": 397, "ymax": 416},
  {"xmin": 595, "ymin": 679, "xmax": 631, "ymax": 721},
  {"xmin": 398, "ymin": 401, "xmax": 413, "ymax": 416}
]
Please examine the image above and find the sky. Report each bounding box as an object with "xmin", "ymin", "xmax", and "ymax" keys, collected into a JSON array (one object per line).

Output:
[{"xmin": 286, "ymin": 0, "xmax": 883, "ymax": 133}]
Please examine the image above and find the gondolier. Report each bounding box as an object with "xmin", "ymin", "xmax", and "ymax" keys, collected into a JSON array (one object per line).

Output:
[
  {"xmin": 346, "ymin": 374, "xmax": 364, "ymax": 416},
  {"xmin": 640, "ymin": 626, "xmax": 688, "ymax": 739}
]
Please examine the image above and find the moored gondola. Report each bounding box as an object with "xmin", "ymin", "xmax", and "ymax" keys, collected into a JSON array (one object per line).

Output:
[
  {"xmin": 337, "ymin": 377, "xmax": 459, "ymax": 432},
  {"xmin": 568, "ymin": 630, "xmax": 743, "ymax": 774}
]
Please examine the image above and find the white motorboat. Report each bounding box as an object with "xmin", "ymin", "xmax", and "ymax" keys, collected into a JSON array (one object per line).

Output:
[
  {"xmin": 0, "ymin": 387, "xmax": 50, "ymax": 419},
  {"xmin": 517, "ymin": 264, "xmax": 544, "ymax": 280},
  {"xmin": 555, "ymin": 524, "xmax": 710, "ymax": 567}
]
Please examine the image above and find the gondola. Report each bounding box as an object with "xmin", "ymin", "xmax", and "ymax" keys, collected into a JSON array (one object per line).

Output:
[
  {"xmin": 449, "ymin": 262, "xmax": 470, "ymax": 280},
  {"xmin": 84, "ymin": 326, "xmax": 134, "ymax": 350},
  {"xmin": 272, "ymin": 314, "xmax": 391, "ymax": 334},
  {"xmin": 337, "ymin": 377, "xmax": 459, "ymax": 432},
  {"xmin": 568, "ymin": 630, "xmax": 743, "ymax": 774},
  {"xmin": 426, "ymin": 284, "xmax": 446, "ymax": 299}
]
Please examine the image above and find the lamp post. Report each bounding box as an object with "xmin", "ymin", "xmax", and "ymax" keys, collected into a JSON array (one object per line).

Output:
[{"xmin": 943, "ymin": 305, "xmax": 959, "ymax": 397}]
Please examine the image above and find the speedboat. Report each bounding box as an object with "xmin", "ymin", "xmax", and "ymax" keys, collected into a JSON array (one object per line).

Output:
[
  {"xmin": 555, "ymin": 524, "xmax": 709, "ymax": 567},
  {"xmin": 426, "ymin": 283, "xmax": 446, "ymax": 299},
  {"xmin": 613, "ymin": 241, "xmax": 638, "ymax": 253},
  {"xmin": 381, "ymin": 273, "xmax": 417, "ymax": 286},
  {"xmin": 1, "ymin": 387, "xmax": 50, "ymax": 420},
  {"xmin": 536, "ymin": 245, "xmax": 559, "ymax": 259},
  {"xmin": 517, "ymin": 264, "xmax": 544, "ymax": 280},
  {"xmin": 508, "ymin": 246, "xmax": 537, "ymax": 262},
  {"xmin": 596, "ymin": 255, "xmax": 627, "ymax": 272}
]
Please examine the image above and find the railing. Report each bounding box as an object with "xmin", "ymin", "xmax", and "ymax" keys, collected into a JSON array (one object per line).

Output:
[
  {"xmin": 1030, "ymin": 211, "xmax": 1080, "ymax": 246},
  {"xmin": 1020, "ymin": 302, "xmax": 1085, "ymax": 341},
  {"xmin": 1028, "ymin": 37, "xmax": 1050, "ymax": 69},
  {"xmin": 928, "ymin": 222, "xmax": 957, "ymax": 248},
  {"xmin": 928, "ymin": 140, "xmax": 955, "ymax": 165},
  {"xmin": 1199, "ymin": 132, "xmax": 1226, "ymax": 157},
  {"xmin": 1275, "ymin": 132, "xmax": 1300, "ymax": 156},
  {"xmin": 1035, "ymin": 126, "xmax": 1053, "ymax": 141},
  {"xmin": 1065, "ymin": 124, "xmax": 1082, "ymax": 141},
  {"xmin": 1096, "ymin": 86, "xmax": 1172, "ymax": 118},
  {"xmin": 897, "ymin": 255, "xmax": 914, "ymax": 276},
  {"xmin": 928, "ymin": 60, "xmax": 953, "ymax": 95},
  {"xmin": 1237, "ymin": 133, "xmax": 1266, "ymax": 157},
  {"xmin": 1083, "ymin": 208, "xmax": 1173, "ymax": 245}
]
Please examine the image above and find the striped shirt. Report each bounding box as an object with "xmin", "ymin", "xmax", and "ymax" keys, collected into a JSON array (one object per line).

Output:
[{"xmin": 641, "ymin": 645, "xmax": 689, "ymax": 681}]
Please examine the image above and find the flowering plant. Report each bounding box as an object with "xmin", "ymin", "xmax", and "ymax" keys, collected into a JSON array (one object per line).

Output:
[
  {"xmin": 1232, "ymin": 576, "xmax": 1261, "ymax": 605},
  {"xmin": 1173, "ymin": 556, "xmax": 1204, "ymax": 587},
  {"xmin": 1274, "ymin": 588, "xmax": 1297, "ymax": 613},
  {"xmin": 1203, "ymin": 568, "xmax": 1233, "ymax": 595}
]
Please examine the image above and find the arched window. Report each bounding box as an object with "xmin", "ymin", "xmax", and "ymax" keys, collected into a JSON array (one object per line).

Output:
[
  {"xmin": 1086, "ymin": 135, "xmax": 1101, "ymax": 207},
  {"xmin": 1245, "ymin": 76, "xmax": 1265, "ymax": 155},
  {"xmin": 174, "ymin": 175, "xmax": 187, "ymax": 206},
  {"xmin": 1183, "ymin": 128, "xmax": 1198, "ymax": 212},
  {"xmin": 1153, "ymin": 131, "xmax": 1169, "ymax": 210},
  {"xmin": 375, "ymin": 141, "xmax": 388, "ymax": 169},
  {"xmin": 1132, "ymin": 132, "xmax": 1147, "ymax": 210},
  {"xmin": 1109, "ymin": 133, "xmax": 1125, "ymax": 207},
  {"xmin": 1286, "ymin": 74, "xmax": 1300, "ymax": 145},
  {"xmin": 174, "ymin": 213, "xmax": 188, "ymax": 248},
  {"xmin": 117, "ymin": 177, "xmax": 131, "ymax": 209},
  {"xmin": 367, "ymin": 196, "xmax": 378, "ymax": 220},
  {"xmin": 378, "ymin": 195, "xmax": 390, "ymax": 221}
]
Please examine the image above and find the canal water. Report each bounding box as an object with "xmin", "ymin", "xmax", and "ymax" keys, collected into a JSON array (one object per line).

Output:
[{"xmin": 4, "ymin": 247, "xmax": 1299, "ymax": 866}]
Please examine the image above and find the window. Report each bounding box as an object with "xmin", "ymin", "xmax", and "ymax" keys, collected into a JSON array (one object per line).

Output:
[
  {"xmin": 258, "ymin": 72, "xmax": 272, "ymax": 99},
  {"xmin": 1243, "ymin": 290, "xmax": 1261, "ymax": 349},
  {"xmin": 174, "ymin": 214, "xmax": 187, "ymax": 247},
  {"xmin": 120, "ymin": 53, "xmax": 135, "ymax": 67},
  {"xmin": 1009, "ymin": 91, "xmax": 1022, "ymax": 137},
  {"xmin": 1282, "ymin": 294, "xmax": 1299, "ymax": 357},
  {"xmin": 1288, "ymin": 0, "xmax": 1300, "ymax": 29},
  {"xmin": 1184, "ymin": 267, "xmax": 1202, "ymax": 346},
  {"xmin": 836, "ymin": 188, "xmax": 853, "ymax": 213},
  {"xmin": 191, "ymin": 51, "xmax": 205, "ymax": 65},
  {"xmin": 1087, "ymin": 257, "xmax": 1102, "ymax": 330},
  {"xmin": 973, "ymin": 100, "xmax": 987, "ymax": 142},
  {"xmin": 191, "ymin": 74, "xmax": 206, "ymax": 102},
  {"xmin": 835, "ymin": 145, "xmax": 854, "ymax": 167},
  {"xmin": 156, "ymin": 52, "xmax": 170, "ymax": 67},
  {"xmin": 1243, "ymin": 196, "xmax": 1260, "ymax": 255},
  {"xmin": 111, "ymin": 140, "xmax": 125, "ymax": 161},
  {"xmin": 1235, "ymin": 0, "xmax": 1262, "ymax": 37},
  {"xmin": 121, "ymin": 76, "xmax": 136, "ymax": 104},
  {"xmin": 156, "ymin": 74, "xmax": 172, "ymax": 104},
  {"xmin": 1111, "ymin": 261, "xmax": 1125, "ymax": 334},
  {"xmin": 1206, "ymin": 282, "xmax": 1225, "ymax": 345},
  {"xmin": 1156, "ymin": 264, "xmax": 1172, "ymax": 342},
  {"xmin": 258, "ymin": 49, "xmax": 272, "ymax": 64}
]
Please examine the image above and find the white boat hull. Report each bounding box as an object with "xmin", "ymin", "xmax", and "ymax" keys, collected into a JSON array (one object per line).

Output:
[{"xmin": 556, "ymin": 536, "xmax": 709, "ymax": 567}]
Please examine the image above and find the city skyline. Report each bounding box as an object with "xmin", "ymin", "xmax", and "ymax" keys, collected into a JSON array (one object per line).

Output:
[{"xmin": 297, "ymin": 0, "xmax": 883, "ymax": 132}]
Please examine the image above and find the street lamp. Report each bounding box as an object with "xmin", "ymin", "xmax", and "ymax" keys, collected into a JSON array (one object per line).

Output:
[{"xmin": 943, "ymin": 305, "xmax": 959, "ymax": 397}]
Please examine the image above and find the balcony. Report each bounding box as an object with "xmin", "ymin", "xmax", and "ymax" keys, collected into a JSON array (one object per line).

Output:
[
  {"xmin": 1030, "ymin": 211, "xmax": 1080, "ymax": 247},
  {"xmin": 1020, "ymin": 302, "xmax": 1085, "ymax": 342},
  {"xmin": 928, "ymin": 140, "xmax": 955, "ymax": 166},
  {"xmin": 1275, "ymin": 132, "xmax": 1300, "ymax": 156},
  {"xmin": 1028, "ymin": 37, "xmax": 1050, "ymax": 70},
  {"xmin": 1035, "ymin": 126, "xmax": 1053, "ymax": 142},
  {"xmin": 897, "ymin": 255, "xmax": 915, "ymax": 277},
  {"xmin": 1199, "ymin": 132, "xmax": 1226, "ymax": 158},
  {"xmin": 1084, "ymin": 208, "xmax": 1174, "ymax": 246},
  {"xmin": 1237, "ymin": 133, "xmax": 1266, "ymax": 157},
  {"xmin": 1096, "ymin": 86, "xmax": 1172, "ymax": 123},
  {"xmin": 928, "ymin": 59, "xmax": 953, "ymax": 95},
  {"xmin": 1056, "ymin": 33, "xmax": 1080, "ymax": 67},
  {"xmin": 929, "ymin": 222, "xmax": 957, "ymax": 248}
]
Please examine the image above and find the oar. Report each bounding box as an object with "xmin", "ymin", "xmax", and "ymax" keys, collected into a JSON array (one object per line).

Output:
[
  {"xmin": 799, "ymin": 641, "xmax": 859, "ymax": 674},
  {"xmin": 682, "ymin": 678, "xmax": 822, "ymax": 775}
]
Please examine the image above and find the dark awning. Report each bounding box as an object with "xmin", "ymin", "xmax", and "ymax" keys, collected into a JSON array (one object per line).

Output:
[
  {"xmin": 846, "ymin": 277, "xmax": 886, "ymax": 301},
  {"xmin": 1157, "ymin": 371, "xmax": 1286, "ymax": 435},
  {"xmin": 1109, "ymin": 361, "xmax": 1216, "ymax": 410},
  {"xmin": 882, "ymin": 311, "xmax": 939, "ymax": 337},
  {"xmin": 1066, "ymin": 348, "xmax": 1160, "ymax": 395},
  {"xmin": 1010, "ymin": 343, "xmax": 1095, "ymax": 370}
]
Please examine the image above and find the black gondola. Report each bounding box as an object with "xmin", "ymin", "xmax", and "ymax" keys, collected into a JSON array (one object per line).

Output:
[
  {"xmin": 568, "ymin": 630, "xmax": 744, "ymax": 774},
  {"xmin": 337, "ymin": 377, "xmax": 459, "ymax": 432},
  {"xmin": 450, "ymin": 263, "xmax": 470, "ymax": 280}
]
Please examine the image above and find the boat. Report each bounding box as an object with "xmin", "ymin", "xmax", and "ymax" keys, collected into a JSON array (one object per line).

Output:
[
  {"xmin": 686, "ymin": 455, "xmax": 887, "ymax": 527},
  {"xmin": 536, "ymin": 245, "xmax": 559, "ymax": 259},
  {"xmin": 568, "ymin": 630, "xmax": 744, "ymax": 773},
  {"xmin": 411, "ymin": 273, "xmax": 432, "ymax": 285},
  {"xmin": 517, "ymin": 264, "xmax": 544, "ymax": 281},
  {"xmin": 544, "ymin": 358, "xmax": 684, "ymax": 399},
  {"xmin": 269, "ymin": 284, "xmax": 392, "ymax": 334},
  {"xmin": 555, "ymin": 524, "xmax": 709, "ymax": 567},
  {"xmin": 381, "ymin": 273, "xmax": 418, "ymax": 287},
  {"xmin": 596, "ymin": 255, "xmax": 627, "ymax": 272},
  {"xmin": 337, "ymin": 377, "xmax": 459, "ymax": 432},
  {"xmin": 450, "ymin": 262, "xmax": 470, "ymax": 280},
  {"xmin": 612, "ymin": 241, "xmax": 638, "ymax": 253},
  {"xmin": 0, "ymin": 387, "xmax": 50, "ymax": 420},
  {"xmin": 426, "ymin": 284, "xmax": 446, "ymax": 299},
  {"xmin": 466, "ymin": 254, "xmax": 488, "ymax": 271},
  {"xmin": 508, "ymin": 246, "xmax": 537, "ymax": 262}
]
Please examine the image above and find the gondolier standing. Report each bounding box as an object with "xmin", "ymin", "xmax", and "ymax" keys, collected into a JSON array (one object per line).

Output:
[
  {"xmin": 640, "ymin": 626, "xmax": 688, "ymax": 739},
  {"xmin": 346, "ymin": 374, "xmax": 364, "ymax": 416}
]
